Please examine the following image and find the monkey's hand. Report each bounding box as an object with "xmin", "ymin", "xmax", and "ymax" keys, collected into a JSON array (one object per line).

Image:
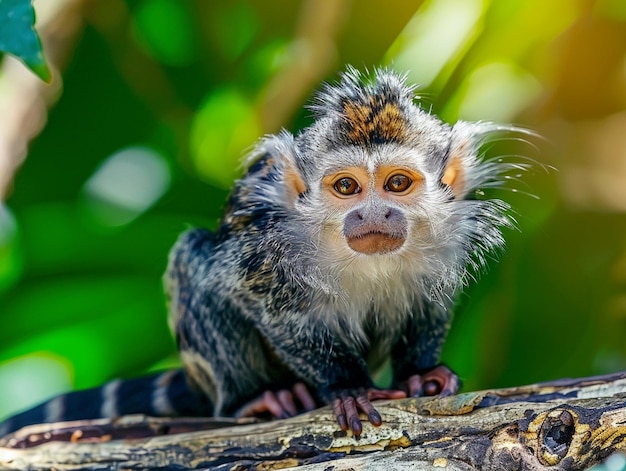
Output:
[
  {"xmin": 235, "ymin": 382, "xmax": 318, "ymax": 420},
  {"xmin": 402, "ymin": 365, "xmax": 460, "ymax": 397},
  {"xmin": 331, "ymin": 388, "xmax": 406, "ymax": 436}
]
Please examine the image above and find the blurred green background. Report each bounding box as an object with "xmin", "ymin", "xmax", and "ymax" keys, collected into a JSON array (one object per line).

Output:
[{"xmin": 1, "ymin": 0, "xmax": 626, "ymax": 421}]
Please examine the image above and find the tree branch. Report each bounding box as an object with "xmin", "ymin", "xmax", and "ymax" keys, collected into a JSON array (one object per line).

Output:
[{"xmin": 1, "ymin": 372, "xmax": 625, "ymax": 470}]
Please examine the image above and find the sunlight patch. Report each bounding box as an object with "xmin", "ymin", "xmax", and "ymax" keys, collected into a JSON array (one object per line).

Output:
[
  {"xmin": 387, "ymin": 0, "xmax": 483, "ymax": 87},
  {"xmin": 82, "ymin": 146, "xmax": 171, "ymax": 227},
  {"xmin": 0, "ymin": 352, "xmax": 72, "ymax": 420}
]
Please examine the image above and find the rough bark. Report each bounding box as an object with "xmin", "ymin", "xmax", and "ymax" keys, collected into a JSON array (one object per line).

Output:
[{"xmin": 1, "ymin": 372, "xmax": 625, "ymax": 470}]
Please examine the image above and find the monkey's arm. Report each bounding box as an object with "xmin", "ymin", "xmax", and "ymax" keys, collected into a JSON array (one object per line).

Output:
[
  {"xmin": 392, "ymin": 301, "xmax": 460, "ymax": 397},
  {"xmin": 252, "ymin": 314, "xmax": 403, "ymax": 435}
]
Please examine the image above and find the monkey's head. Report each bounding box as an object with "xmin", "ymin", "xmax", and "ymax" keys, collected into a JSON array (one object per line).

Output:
[{"xmin": 250, "ymin": 68, "xmax": 518, "ymax": 294}]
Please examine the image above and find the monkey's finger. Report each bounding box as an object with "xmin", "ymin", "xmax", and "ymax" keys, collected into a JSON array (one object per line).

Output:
[
  {"xmin": 407, "ymin": 374, "xmax": 425, "ymax": 397},
  {"xmin": 262, "ymin": 391, "xmax": 291, "ymax": 418},
  {"xmin": 423, "ymin": 380, "xmax": 442, "ymax": 396},
  {"xmin": 235, "ymin": 396, "xmax": 271, "ymax": 418},
  {"xmin": 422, "ymin": 365, "xmax": 460, "ymax": 397},
  {"xmin": 356, "ymin": 395, "xmax": 382, "ymax": 427},
  {"xmin": 333, "ymin": 398, "xmax": 348, "ymax": 431},
  {"xmin": 439, "ymin": 372, "xmax": 460, "ymax": 397},
  {"xmin": 293, "ymin": 382, "xmax": 316, "ymax": 411},
  {"xmin": 276, "ymin": 390, "xmax": 297, "ymax": 417},
  {"xmin": 341, "ymin": 396, "xmax": 363, "ymax": 436},
  {"xmin": 367, "ymin": 388, "xmax": 406, "ymax": 401},
  {"xmin": 236, "ymin": 391, "xmax": 288, "ymax": 419}
]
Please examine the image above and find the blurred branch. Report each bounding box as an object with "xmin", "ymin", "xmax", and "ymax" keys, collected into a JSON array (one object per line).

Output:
[
  {"xmin": 259, "ymin": 0, "xmax": 423, "ymax": 133},
  {"xmin": 259, "ymin": 0, "xmax": 348, "ymax": 133},
  {"xmin": 0, "ymin": 0, "xmax": 88, "ymax": 200}
]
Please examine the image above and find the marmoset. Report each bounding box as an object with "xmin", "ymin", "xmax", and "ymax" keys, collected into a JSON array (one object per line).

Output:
[{"xmin": 1, "ymin": 67, "xmax": 521, "ymax": 437}]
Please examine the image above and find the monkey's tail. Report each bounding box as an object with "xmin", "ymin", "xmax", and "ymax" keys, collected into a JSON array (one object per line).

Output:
[{"xmin": 0, "ymin": 369, "xmax": 213, "ymax": 437}]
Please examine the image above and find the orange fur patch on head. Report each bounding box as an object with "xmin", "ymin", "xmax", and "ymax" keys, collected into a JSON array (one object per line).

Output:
[{"xmin": 342, "ymin": 97, "xmax": 408, "ymax": 145}]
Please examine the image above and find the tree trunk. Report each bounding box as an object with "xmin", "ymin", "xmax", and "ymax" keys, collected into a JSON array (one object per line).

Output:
[{"xmin": 1, "ymin": 372, "xmax": 625, "ymax": 470}]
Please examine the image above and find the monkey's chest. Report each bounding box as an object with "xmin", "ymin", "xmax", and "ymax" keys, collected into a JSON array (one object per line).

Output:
[{"xmin": 361, "ymin": 314, "xmax": 405, "ymax": 373}]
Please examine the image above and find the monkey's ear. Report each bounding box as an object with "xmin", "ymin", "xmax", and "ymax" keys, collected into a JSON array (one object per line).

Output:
[
  {"xmin": 268, "ymin": 131, "xmax": 307, "ymax": 206},
  {"xmin": 441, "ymin": 143, "xmax": 468, "ymax": 199},
  {"xmin": 442, "ymin": 122, "xmax": 487, "ymax": 199},
  {"xmin": 250, "ymin": 132, "xmax": 307, "ymax": 208},
  {"xmin": 283, "ymin": 158, "xmax": 307, "ymax": 205}
]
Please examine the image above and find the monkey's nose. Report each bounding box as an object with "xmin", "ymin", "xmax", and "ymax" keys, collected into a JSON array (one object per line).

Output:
[{"xmin": 385, "ymin": 207, "xmax": 405, "ymax": 224}]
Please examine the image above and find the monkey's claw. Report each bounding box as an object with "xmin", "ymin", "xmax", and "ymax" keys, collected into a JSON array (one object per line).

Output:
[
  {"xmin": 332, "ymin": 388, "xmax": 406, "ymax": 436},
  {"xmin": 236, "ymin": 382, "xmax": 317, "ymax": 419},
  {"xmin": 405, "ymin": 365, "xmax": 460, "ymax": 397}
]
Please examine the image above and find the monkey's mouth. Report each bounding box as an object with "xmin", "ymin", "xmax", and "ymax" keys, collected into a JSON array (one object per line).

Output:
[{"xmin": 346, "ymin": 231, "xmax": 405, "ymax": 255}]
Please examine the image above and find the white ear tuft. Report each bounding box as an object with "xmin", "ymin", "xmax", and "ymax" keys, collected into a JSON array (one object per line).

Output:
[
  {"xmin": 443, "ymin": 123, "xmax": 480, "ymax": 199},
  {"xmin": 442, "ymin": 149, "xmax": 467, "ymax": 198},
  {"xmin": 283, "ymin": 158, "xmax": 307, "ymax": 205},
  {"xmin": 445, "ymin": 121, "xmax": 528, "ymax": 199},
  {"xmin": 246, "ymin": 131, "xmax": 306, "ymax": 208}
]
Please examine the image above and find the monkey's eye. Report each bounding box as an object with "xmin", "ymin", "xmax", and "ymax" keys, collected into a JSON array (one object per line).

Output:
[
  {"xmin": 385, "ymin": 174, "xmax": 412, "ymax": 193},
  {"xmin": 333, "ymin": 177, "xmax": 361, "ymax": 196}
]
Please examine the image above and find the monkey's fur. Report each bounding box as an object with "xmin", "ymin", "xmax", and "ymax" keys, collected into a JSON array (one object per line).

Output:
[
  {"xmin": 0, "ymin": 68, "xmax": 519, "ymax": 437},
  {"xmin": 165, "ymin": 68, "xmax": 516, "ymax": 435}
]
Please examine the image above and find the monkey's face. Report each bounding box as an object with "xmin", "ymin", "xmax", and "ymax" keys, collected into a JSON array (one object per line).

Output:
[{"xmin": 321, "ymin": 165, "xmax": 424, "ymax": 255}]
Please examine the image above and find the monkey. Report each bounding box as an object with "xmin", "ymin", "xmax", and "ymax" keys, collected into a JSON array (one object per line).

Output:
[
  {"xmin": 164, "ymin": 67, "xmax": 520, "ymax": 435},
  {"xmin": 0, "ymin": 67, "xmax": 521, "ymax": 438}
]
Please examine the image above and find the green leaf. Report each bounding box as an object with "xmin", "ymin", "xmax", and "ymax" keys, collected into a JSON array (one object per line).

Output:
[{"xmin": 0, "ymin": 0, "xmax": 50, "ymax": 81}]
